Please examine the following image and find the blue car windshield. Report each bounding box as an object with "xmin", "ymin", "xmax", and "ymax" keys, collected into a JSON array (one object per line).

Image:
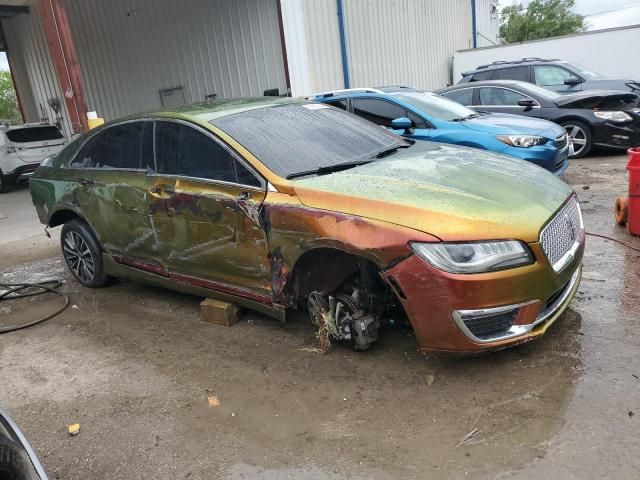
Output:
[{"xmin": 393, "ymin": 91, "xmax": 478, "ymax": 121}]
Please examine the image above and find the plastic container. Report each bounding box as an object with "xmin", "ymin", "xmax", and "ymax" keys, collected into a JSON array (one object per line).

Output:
[
  {"xmin": 627, "ymin": 147, "xmax": 640, "ymax": 236},
  {"xmin": 86, "ymin": 111, "xmax": 104, "ymax": 130}
]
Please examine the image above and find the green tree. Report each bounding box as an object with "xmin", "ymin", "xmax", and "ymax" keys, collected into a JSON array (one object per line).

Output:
[
  {"xmin": 500, "ymin": 0, "xmax": 586, "ymax": 44},
  {"xmin": 0, "ymin": 70, "xmax": 21, "ymax": 126}
]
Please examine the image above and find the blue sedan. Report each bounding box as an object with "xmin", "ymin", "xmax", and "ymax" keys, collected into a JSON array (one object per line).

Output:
[{"xmin": 311, "ymin": 86, "xmax": 569, "ymax": 175}]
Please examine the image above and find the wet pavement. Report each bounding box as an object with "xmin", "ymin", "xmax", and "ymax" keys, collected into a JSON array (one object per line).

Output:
[{"xmin": 1, "ymin": 154, "xmax": 639, "ymax": 479}]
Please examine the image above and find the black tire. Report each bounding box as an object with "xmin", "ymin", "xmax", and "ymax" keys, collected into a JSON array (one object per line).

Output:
[
  {"xmin": 0, "ymin": 438, "xmax": 33, "ymax": 480},
  {"xmin": 0, "ymin": 170, "xmax": 12, "ymax": 194},
  {"xmin": 560, "ymin": 120, "xmax": 592, "ymax": 158},
  {"xmin": 61, "ymin": 219, "xmax": 110, "ymax": 288}
]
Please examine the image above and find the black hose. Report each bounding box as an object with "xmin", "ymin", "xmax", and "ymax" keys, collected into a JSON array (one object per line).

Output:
[{"xmin": 0, "ymin": 280, "xmax": 70, "ymax": 334}]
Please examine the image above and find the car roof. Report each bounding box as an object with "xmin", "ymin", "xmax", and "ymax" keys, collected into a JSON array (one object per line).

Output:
[
  {"xmin": 463, "ymin": 58, "xmax": 566, "ymax": 75},
  {"xmin": 132, "ymin": 96, "xmax": 305, "ymax": 123},
  {"xmin": 438, "ymin": 79, "xmax": 527, "ymax": 91},
  {"xmin": 6, "ymin": 122, "xmax": 59, "ymax": 130}
]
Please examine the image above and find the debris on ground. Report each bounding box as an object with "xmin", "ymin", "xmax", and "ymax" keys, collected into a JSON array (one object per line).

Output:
[
  {"xmin": 425, "ymin": 374, "xmax": 435, "ymax": 387},
  {"xmin": 582, "ymin": 272, "xmax": 607, "ymax": 282},
  {"xmin": 207, "ymin": 395, "xmax": 220, "ymax": 408},
  {"xmin": 67, "ymin": 423, "xmax": 80, "ymax": 435},
  {"xmin": 456, "ymin": 428, "xmax": 480, "ymax": 447}
]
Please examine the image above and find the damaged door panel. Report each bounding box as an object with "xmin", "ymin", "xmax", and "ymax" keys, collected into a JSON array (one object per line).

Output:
[{"xmin": 152, "ymin": 120, "xmax": 272, "ymax": 299}]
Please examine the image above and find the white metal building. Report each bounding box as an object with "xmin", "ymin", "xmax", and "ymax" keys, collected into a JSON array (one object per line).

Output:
[{"xmin": 3, "ymin": 0, "xmax": 498, "ymax": 135}]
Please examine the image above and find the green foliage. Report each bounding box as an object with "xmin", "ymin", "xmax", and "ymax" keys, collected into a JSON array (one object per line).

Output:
[
  {"xmin": 500, "ymin": 0, "xmax": 586, "ymax": 44},
  {"xmin": 0, "ymin": 70, "xmax": 21, "ymax": 126}
]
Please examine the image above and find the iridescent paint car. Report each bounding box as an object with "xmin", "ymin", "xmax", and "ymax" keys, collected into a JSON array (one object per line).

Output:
[{"xmin": 29, "ymin": 98, "xmax": 584, "ymax": 353}]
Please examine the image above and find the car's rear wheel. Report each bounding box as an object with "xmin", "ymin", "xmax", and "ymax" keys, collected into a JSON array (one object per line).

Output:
[
  {"xmin": 61, "ymin": 219, "xmax": 110, "ymax": 288},
  {"xmin": 0, "ymin": 170, "xmax": 12, "ymax": 193},
  {"xmin": 561, "ymin": 120, "xmax": 592, "ymax": 158}
]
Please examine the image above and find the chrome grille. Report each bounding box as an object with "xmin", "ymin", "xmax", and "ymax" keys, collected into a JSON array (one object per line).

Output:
[
  {"xmin": 555, "ymin": 133, "xmax": 568, "ymax": 151},
  {"xmin": 540, "ymin": 197, "xmax": 584, "ymax": 272}
]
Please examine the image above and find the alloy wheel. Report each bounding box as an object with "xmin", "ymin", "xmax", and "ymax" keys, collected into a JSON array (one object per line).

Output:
[
  {"xmin": 564, "ymin": 124, "xmax": 588, "ymax": 157},
  {"xmin": 62, "ymin": 230, "xmax": 96, "ymax": 283}
]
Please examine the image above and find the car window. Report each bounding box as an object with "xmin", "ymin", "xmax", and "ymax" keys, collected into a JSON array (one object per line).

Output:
[
  {"xmin": 470, "ymin": 70, "xmax": 493, "ymax": 81},
  {"xmin": 70, "ymin": 122, "xmax": 151, "ymax": 169},
  {"xmin": 211, "ymin": 103, "xmax": 405, "ymax": 179},
  {"xmin": 493, "ymin": 66, "xmax": 529, "ymax": 82},
  {"xmin": 441, "ymin": 88, "xmax": 474, "ymax": 106},
  {"xmin": 478, "ymin": 87, "xmax": 529, "ymax": 106},
  {"xmin": 155, "ymin": 121, "xmax": 259, "ymax": 186},
  {"xmin": 351, "ymin": 99, "xmax": 407, "ymax": 127},
  {"xmin": 534, "ymin": 66, "xmax": 574, "ymax": 86},
  {"xmin": 325, "ymin": 99, "xmax": 348, "ymax": 110},
  {"xmin": 6, "ymin": 126, "xmax": 64, "ymax": 143}
]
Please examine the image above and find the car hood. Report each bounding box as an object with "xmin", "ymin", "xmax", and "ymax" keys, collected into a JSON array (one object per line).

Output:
[
  {"xmin": 554, "ymin": 90, "xmax": 638, "ymax": 108},
  {"xmin": 459, "ymin": 112, "xmax": 564, "ymax": 137},
  {"xmin": 292, "ymin": 142, "xmax": 573, "ymax": 243}
]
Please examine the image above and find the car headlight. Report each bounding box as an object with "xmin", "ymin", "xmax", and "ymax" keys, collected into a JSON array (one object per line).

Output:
[
  {"xmin": 593, "ymin": 111, "xmax": 632, "ymax": 122},
  {"xmin": 496, "ymin": 135, "xmax": 547, "ymax": 148},
  {"xmin": 411, "ymin": 241, "xmax": 534, "ymax": 274}
]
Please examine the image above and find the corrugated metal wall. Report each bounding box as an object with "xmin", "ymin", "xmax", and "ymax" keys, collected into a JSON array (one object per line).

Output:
[
  {"xmin": 343, "ymin": 0, "xmax": 473, "ymax": 90},
  {"xmin": 2, "ymin": 3, "xmax": 74, "ymax": 134},
  {"xmin": 63, "ymin": 0, "xmax": 286, "ymax": 121},
  {"xmin": 474, "ymin": 0, "xmax": 500, "ymax": 47},
  {"xmin": 302, "ymin": 0, "xmax": 344, "ymax": 93}
]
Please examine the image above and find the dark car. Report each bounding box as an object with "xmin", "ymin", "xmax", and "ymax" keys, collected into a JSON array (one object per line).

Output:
[
  {"xmin": 436, "ymin": 80, "xmax": 640, "ymax": 158},
  {"xmin": 459, "ymin": 58, "xmax": 640, "ymax": 96}
]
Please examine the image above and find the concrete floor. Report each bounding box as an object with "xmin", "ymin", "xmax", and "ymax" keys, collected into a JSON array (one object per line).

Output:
[{"xmin": 0, "ymin": 156, "xmax": 639, "ymax": 480}]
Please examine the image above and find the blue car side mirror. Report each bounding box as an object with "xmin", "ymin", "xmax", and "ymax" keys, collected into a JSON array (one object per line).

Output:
[{"xmin": 391, "ymin": 117, "xmax": 414, "ymax": 133}]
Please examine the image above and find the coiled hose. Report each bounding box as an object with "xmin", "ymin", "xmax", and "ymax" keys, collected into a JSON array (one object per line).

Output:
[{"xmin": 0, "ymin": 280, "xmax": 69, "ymax": 334}]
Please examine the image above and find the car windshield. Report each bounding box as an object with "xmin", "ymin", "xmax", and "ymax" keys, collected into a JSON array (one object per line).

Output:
[
  {"xmin": 211, "ymin": 103, "xmax": 408, "ymax": 179},
  {"xmin": 6, "ymin": 126, "xmax": 64, "ymax": 143},
  {"xmin": 565, "ymin": 62, "xmax": 604, "ymax": 80},
  {"xmin": 392, "ymin": 91, "xmax": 478, "ymax": 121}
]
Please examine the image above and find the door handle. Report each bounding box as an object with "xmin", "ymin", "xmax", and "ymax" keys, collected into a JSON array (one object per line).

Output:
[
  {"xmin": 149, "ymin": 185, "xmax": 175, "ymax": 195},
  {"xmin": 79, "ymin": 178, "xmax": 95, "ymax": 187}
]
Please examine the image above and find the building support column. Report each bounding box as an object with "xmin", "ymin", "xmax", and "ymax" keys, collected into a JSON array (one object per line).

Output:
[
  {"xmin": 39, "ymin": 0, "xmax": 88, "ymax": 133},
  {"xmin": 278, "ymin": 0, "xmax": 312, "ymax": 97}
]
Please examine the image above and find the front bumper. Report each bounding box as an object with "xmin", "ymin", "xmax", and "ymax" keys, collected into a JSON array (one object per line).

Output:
[
  {"xmin": 502, "ymin": 140, "xmax": 569, "ymax": 176},
  {"xmin": 382, "ymin": 241, "xmax": 583, "ymax": 353},
  {"xmin": 592, "ymin": 117, "xmax": 640, "ymax": 149}
]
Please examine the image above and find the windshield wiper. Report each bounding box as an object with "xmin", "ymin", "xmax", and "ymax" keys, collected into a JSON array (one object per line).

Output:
[
  {"xmin": 452, "ymin": 113, "xmax": 481, "ymax": 122},
  {"xmin": 286, "ymin": 160, "xmax": 373, "ymax": 180},
  {"xmin": 372, "ymin": 143, "xmax": 412, "ymax": 159}
]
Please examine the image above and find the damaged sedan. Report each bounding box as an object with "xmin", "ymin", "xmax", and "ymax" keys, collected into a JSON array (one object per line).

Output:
[{"xmin": 29, "ymin": 98, "xmax": 584, "ymax": 353}]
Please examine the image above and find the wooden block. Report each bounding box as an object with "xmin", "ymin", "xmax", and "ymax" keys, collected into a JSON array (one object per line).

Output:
[{"xmin": 200, "ymin": 298, "xmax": 241, "ymax": 326}]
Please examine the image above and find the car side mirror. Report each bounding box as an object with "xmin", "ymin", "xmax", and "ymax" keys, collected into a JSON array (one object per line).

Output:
[
  {"xmin": 517, "ymin": 99, "xmax": 536, "ymax": 110},
  {"xmin": 564, "ymin": 76, "xmax": 582, "ymax": 86},
  {"xmin": 391, "ymin": 117, "xmax": 414, "ymax": 134}
]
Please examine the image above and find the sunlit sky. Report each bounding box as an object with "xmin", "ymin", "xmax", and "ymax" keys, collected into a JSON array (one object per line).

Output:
[{"xmin": 500, "ymin": 0, "xmax": 640, "ymax": 30}]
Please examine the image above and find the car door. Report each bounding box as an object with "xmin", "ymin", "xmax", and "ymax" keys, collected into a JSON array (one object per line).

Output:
[
  {"xmin": 475, "ymin": 86, "xmax": 542, "ymax": 118},
  {"xmin": 533, "ymin": 65, "xmax": 583, "ymax": 93},
  {"xmin": 152, "ymin": 120, "xmax": 271, "ymax": 298},
  {"xmin": 349, "ymin": 97, "xmax": 430, "ymax": 139},
  {"xmin": 66, "ymin": 121, "xmax": 160, "ymax": 263}
]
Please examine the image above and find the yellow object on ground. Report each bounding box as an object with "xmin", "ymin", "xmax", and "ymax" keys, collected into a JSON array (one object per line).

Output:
[{"xmin": 67, "ymin": 423, "xmax": 80, "ymax": 435}]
